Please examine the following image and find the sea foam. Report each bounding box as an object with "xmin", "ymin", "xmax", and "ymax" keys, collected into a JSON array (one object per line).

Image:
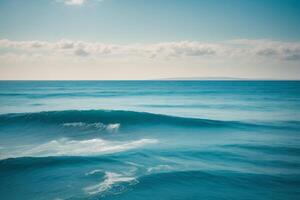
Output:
[
  {"xmin": 1, "ymin": 138, "xmax": 157, "ymax": 159},
  {"xmin": 84, "ymin": 171, "xmax": 137, "ymax": 195},
  {"xmin": 62, "ymin": 122, "xmax": 120, "ymax": 132}
]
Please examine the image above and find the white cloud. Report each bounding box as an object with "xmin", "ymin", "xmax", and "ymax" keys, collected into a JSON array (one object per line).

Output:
[
  {"xmin": 74, "ymin": 48, "xmax": 89, "ymax": 56},
  {"xmin": 229, "ymin": 39, "xmax": 300, "ymax": 60},
  {"xmin": 62, "ymin": 0, "xmax": 86, "ymax": 5},
  {"xmin": 58, "ymin": 0, "xmax": 103, "ymax": 6},
  {"xmin": 1, "ymin": 38, "xmax": 299, "ymax": 61},
  {"xmin": 2, "ymin": 39, "xmax": 300, "ymax": 80}
]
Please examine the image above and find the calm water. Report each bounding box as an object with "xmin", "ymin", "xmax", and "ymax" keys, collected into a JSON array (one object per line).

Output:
[{"xmin": 0, "ymin": 81, "xmax": 300, "ymax": 200}]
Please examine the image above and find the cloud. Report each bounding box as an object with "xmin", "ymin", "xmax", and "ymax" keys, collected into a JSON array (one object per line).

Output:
[
  {"xmin": 0, "ymin": 38, "xmax": 300, "ymax": 61},
  {"xmin": 74, "ymin": 48, "xmax": 89, "ymax": 56},
  {"xmin": 57, "ymin": 39, "xmax": 75, "ymax": 49},
  {"xmin": 62, "ymin": 0, "xmax": 86, "ymax": 5},
  {"xmin": 59, "ymin": 0, "xmax": 104, "ymax": 6},
  {"xmin": 0, "ymin": 39, "xmax": 50, "ymax": 49},
  {"xmin": 148, "ymin": 42, "xmax": 217, "ymax": 58},
  {"xmin": 229, "ymin": 39, "xmax": 300, "ymax": 60}
]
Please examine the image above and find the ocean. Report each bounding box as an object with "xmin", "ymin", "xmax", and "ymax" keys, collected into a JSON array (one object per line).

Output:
[{"xmin": 0, "ymin": 81, "xmax": 299, "ymax": 200}]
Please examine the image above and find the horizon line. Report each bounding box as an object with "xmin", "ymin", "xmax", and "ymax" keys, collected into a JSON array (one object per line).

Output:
[{"xmin": 0, "ymin": 79, "xmax": 300, "ymax": 81}]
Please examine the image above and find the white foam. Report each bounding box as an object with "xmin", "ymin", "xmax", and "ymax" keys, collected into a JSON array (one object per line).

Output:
[
  {"xmin": 125, "ymin": 161, "xmax": 144, "ymax": 167},
  {"xmin": 84, "ymin": 171, "xmax": 137, "ymax": 195},
  {"xmin": 106, "ymin": 123, "xmax": 120, "ymax": 133},
  {"xmin": 2, "ymin": 138, "xmax": 157, "ymax": 159},
  {"xmin": 86, "ymin": 169, "xmax": 103, "ymax": 176},
  {"xmin": 63, "ymin": 122, "xmax": 89, "ymax": 127},
  {"xmin": 147, "ymin": 165, "xmax": 173, "ymax": 173},
  {"xmin": 63, "ymin": 122, "xmax": 120, "ymax": 132}
]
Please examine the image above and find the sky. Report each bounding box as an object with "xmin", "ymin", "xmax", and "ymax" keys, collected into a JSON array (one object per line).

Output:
[{"xmin": 0, "ymin": 0, "xmax": 300, "ymax": 80}]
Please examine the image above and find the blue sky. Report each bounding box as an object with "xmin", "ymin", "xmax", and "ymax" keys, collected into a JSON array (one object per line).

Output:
[
  {"xmin": 1, "ymin": 0, "xmax": 300, "ymax": 42},
  {"xmin": 0, "ymin": 0, "xmax": 300, "ymax": 79}
]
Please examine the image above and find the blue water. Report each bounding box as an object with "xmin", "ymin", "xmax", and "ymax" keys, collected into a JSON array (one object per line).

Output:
[{"xmin": 0, "ymin": 81, "xmax": 300, "ymax": 200}]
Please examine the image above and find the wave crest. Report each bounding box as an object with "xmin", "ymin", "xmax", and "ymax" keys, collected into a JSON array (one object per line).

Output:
[
  {"xmin": 0, "ymin": 109, "xmax": 248, "ymax": 128},
  {"xmin": 62, "ymin": 122, "xmax": 120, "ymax": 132}
]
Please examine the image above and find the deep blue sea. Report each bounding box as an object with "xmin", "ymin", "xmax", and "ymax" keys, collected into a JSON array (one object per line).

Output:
[{"xmin": 0, "ymin": 81, "xmax": 300, "ymax": 200}]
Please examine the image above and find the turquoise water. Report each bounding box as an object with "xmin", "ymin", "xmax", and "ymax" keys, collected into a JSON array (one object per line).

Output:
[{"xmin": 0, "ymin": 81, "xmax": 300, "ymax": 200}]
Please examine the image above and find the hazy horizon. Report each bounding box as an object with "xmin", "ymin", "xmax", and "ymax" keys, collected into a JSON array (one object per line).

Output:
[{"xmin": 1, "ymin": 76, "xmax": 300, "ymax": 81}]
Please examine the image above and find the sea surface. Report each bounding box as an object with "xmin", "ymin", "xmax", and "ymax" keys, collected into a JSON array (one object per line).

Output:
[{"xmin": 0, "ymin": 81, "xmax": 300, "ymax": 200}]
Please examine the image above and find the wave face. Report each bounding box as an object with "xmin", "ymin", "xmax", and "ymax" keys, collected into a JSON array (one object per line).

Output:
[
  {"xmin": 0, "ymin": 81, "xmax": 300, "ymax": 200},
  {"xmin": 0, "ymin": 109, "xmax": 259, "ymax": 128}
]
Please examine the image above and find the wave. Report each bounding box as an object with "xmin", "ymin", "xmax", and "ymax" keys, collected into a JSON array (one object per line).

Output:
[
  {"xmin": 84, "ymin": 170, "xmax": 300, "ymax": 198},
  {"xmin": 132, "ymin": 170, "xmax": 300, "ymax": 196},
  {"xmin": 0, "ymin": 156, "xmax": 122, "ymax": 172},
  {"xmin": 0, "ymin": 138, "xmax": 157, "ymax": 160},
  {"xmin": 0, "ymin": 90, "xmax": 231, "ymax": 99},
  {"xmin": 0, "ymin": 91, "xmax": 122, "ymax": 98},
  {"xmin": 0, "ymin": 109, "xmax": 270, "ymax": 129},
  {"xmin": 137, "ymin": 169, "xmax": 300, "ymax": 182},
  {"xmin": 222, "ymin": 144, "xmax": 300, "ymax": 156}
]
